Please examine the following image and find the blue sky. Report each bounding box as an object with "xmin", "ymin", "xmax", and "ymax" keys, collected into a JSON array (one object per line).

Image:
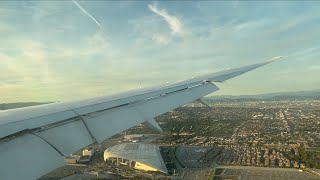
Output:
[{"xmin": 0, "ymin": 1, "xmax": 319, "ymax": 102}]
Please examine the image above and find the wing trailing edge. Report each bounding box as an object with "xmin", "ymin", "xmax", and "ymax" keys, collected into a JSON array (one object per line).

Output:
[{"xmin": 142, "ymin": 119, "xmax": 163, "ymax": 132}]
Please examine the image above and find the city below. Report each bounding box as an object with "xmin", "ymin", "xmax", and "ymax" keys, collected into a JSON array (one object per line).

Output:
[{"xmin": 1, "ymin": 91, "xmax": 320, "ymax": 180}]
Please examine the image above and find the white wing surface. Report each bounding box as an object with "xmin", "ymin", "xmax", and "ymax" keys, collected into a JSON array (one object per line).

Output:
[{"xmin": 0, "ymin": 57, "xmax": 281, "ymax": 180}]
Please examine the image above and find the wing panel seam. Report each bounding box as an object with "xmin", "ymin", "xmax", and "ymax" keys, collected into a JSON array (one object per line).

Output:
[
  {"xmin": 31, "ymin": 133, "xmax": 65, "ymax": 157},
  {"xmin": 71, "ymin": 110, "xmax": 97, "ymax": 143}
]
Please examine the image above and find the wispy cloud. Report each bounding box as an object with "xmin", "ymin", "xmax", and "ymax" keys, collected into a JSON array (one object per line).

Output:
[
  {"xmin": 151, "ymin": 34, "xmax": 171, "ymax": 45},
  {"xmin": 0, "ymin": 21, "xmax": 10, "ymax": 32},
  {"xmin": 147, "ymin": 3, "xmax": 183, "ymax": 44},
  {"xmin": 276, "ymin": 14, "xmax": 312, "ymax": 33},
  {"xmin": 0, "ymin": 6, "xmax": 17, "ymax": 17},
  {"xmin": 72, "ymin": 0, "xmax": 104, "ymax": 30},
  {"xmin": 231, "ymin": 1, "xmax": 240, "ymax": 9},
  {"xmin": 308, "ymin": 65, "xmax": 320, "ymax": 70},
  {"xmin": 233, "ymin": 20, "xmax": 265, "ymax": 32},
  {"xmin": 289, "ymin": 46, "xmax": 320, "ymax": 58},
  {"xmin": 148, "ymin": 3, "xmax": 183, "ymax": 35}
]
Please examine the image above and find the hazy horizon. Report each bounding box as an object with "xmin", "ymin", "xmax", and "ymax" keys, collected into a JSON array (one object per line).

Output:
[{"xmin": 1, "ymin": 88, "xmax": 319, "ymax": 104}]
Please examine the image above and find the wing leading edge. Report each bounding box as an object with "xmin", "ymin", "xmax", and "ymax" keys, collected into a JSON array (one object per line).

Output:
[{"xmin": 0, "ymin": 57, "xmax": 281, "ymax": 180}]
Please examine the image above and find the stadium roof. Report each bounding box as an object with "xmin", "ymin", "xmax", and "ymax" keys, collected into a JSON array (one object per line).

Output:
[{"xmin": 104, "ymin": 143, "xmax": 167, "ymax": 173}]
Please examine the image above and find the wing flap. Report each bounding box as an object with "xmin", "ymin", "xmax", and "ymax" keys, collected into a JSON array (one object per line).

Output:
[
  {"xmin": 142, "ymin": 119, "xmax": 163, "ymax": 132},
  {"xmin": 134, "ymin": 83, "xmax": 217, "ymax": 119},
  {"xmin": 0, "ymin": 110, "xmax": 78, "ymax": 139},
  {"xmin": 0, "ymin": 134, "xmax": 64, "ymax": 180},
  {"xmin": 84, "ymin": 83, "xmax": 219, "ymax": 143},
  {"xmin": 35, "ymin": 119, "xmax": 95, "ymax": 156}
]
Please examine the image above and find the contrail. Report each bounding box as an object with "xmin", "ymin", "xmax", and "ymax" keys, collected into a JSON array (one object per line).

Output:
[{"xmin": 72, "ymin": 0, "xmax": 104, "ymax": 30}]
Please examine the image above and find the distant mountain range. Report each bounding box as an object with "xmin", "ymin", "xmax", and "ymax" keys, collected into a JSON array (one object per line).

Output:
[
  {"xmin": 1, "ymin": 90, "xmax": 319, "ymax": 110},
  {"xmin": 207, "ymin": 89, "xmax": 320, "ymax": 101},
  {"xmin": 0, "ymin": 102, "xmax": 51, "ymax": 110}
]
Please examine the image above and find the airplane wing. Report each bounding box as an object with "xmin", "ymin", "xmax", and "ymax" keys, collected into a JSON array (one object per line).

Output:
[{"xmin": 0, "ymin": 57, "xmax": 282, "ymax": 180}]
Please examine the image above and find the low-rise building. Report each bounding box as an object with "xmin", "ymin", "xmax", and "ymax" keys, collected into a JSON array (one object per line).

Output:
[{"xmin": 83, "ymin": 147, "xmax": 95, "ymax": 157}]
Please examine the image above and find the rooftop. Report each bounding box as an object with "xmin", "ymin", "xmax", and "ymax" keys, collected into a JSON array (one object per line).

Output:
[{"xmin": 104, "ymin": 143, "xmax": 167, "ymax": 173}]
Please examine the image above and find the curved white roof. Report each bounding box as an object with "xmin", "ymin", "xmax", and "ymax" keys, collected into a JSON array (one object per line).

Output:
[{"xmin": 104, "ymin": 143, "xmax": 167, "ymax": 174}]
